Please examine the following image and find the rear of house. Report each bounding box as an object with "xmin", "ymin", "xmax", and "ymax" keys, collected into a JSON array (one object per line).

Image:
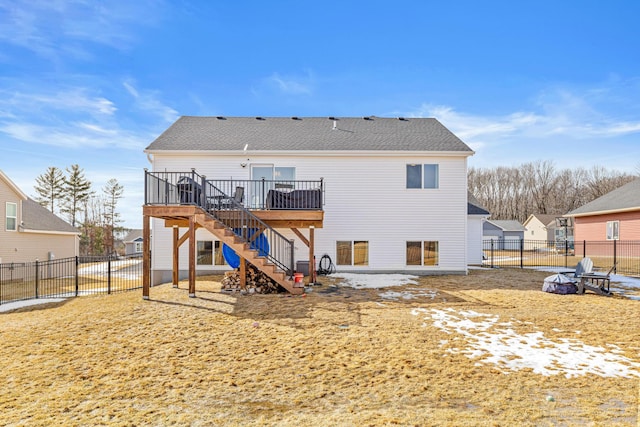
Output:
[
  {"xmin": 0, "ymin": 170, "xmax": 79, "ymax": 264},
  {"xmin": 144, "ymin": 116, "xmax": 475, "ymax": 284}
]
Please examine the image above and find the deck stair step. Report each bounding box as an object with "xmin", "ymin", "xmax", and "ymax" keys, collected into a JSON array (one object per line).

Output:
[{"xmin": 194, "ymin": 212, "xmax": 301, "ymax": 294}]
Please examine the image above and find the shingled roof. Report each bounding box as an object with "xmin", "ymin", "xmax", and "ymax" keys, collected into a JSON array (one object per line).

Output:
[
  {"xmin": 145, "ymin": 116, "xmax": 474, "ymax": 153},
  {"xmin": 568, "ymin": 178, "xmax": 640, "ymax": 217},
  {"xmin": 22, "ymin": 198, "xmax": 79, "ymax": 234}
]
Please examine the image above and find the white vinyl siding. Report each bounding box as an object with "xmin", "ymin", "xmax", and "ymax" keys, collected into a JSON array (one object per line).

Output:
[{"xmin": 149, "ymin": 153, "xmax": 469, "ymax": 278}]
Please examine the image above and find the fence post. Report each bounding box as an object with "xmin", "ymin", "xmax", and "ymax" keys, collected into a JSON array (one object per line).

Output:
[
  {"xmin": 520, "ymin": 238, "xmax": 524, "ymax": 269},
  {"xmin": 75, "ymin": 256, "xmax": 79, "ymax": 297},
  {"xmin": 613, "ymin": 240, "xmax": 617, "ymax": 273},
  {"xmin": 490, "ymin": 239, "xmax": 494, "ymax": 269},
  {"xmin": 107, "ymin": 257, "xmax": 112, "ymax": 295},
  {"xmin": 35, "ymin": 260, "xmax": 39, "ymax": 299}
]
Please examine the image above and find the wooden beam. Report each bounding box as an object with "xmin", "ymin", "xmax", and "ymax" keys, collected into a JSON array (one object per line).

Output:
[
  {"xmin": 188, "ymin": 216, "xmax": 196, "ymax": 297},
  {"xmin": 309, "ymin": 226, "xmax": 315, "ymax": 284},
  {"xmin": 291, "ymin": 228, "xmax": 309, "ymax": 247},
  {"xmin": 172, "ymin": 226, "xmax": 179, "ymax": 288},
  {"xmin": 142, "ymin": 214, "xmax": 151, "ymax": 300},
  {"xmin": 239, "ymin": 257, "xmax": 246, "ymax": 290}
]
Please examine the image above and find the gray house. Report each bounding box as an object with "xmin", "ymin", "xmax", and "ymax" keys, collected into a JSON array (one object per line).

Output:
[
  {"xmin": 123, "ymin": 229, "xmax": 143, "ymax": 255},
  {"xmin": 483, "ymin": 219, "xmax": 526, "ymax": 250}
]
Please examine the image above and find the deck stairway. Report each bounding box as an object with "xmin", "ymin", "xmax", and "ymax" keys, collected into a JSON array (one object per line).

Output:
[
  {"xmin": 145, "ymin": 170, "xmax": 304, "ymax": 295},
  {"xmin": 193, "ymin": 212, "xmax": 302, "ymax": 294}
]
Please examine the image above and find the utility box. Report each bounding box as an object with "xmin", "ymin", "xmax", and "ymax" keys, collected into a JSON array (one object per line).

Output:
[{"xmin": 296, "ymin": 260, "xmax": 309, "ymax": 276}]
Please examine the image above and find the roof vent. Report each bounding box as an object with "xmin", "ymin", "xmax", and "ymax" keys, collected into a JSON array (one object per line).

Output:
[
  {"xmin": 398, "ymin": 117, "xmax": 408, "ymax": 121},
  {"xmin": 363, "ymin": 116, "xmax": 373, "ymax": 120},
  {"xmin": 255, "ymin": 116, "xmax": 265, "ymax": 120},
  {"xmin": 328, "ymin": 116, "xmax": 337, "ymax": 121},
  {"xmin": 291, "ymin": 116, "xmax": 301, "ymax": 120},
  {"xmin": 216, "ymin": 116, "xmax": 226, "ymax": 120}
]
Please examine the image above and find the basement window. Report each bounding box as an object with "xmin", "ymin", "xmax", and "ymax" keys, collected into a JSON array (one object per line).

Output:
[
  {"xmin": 336, "ymin": 240, "xmax": 369, "ymax": 266},
  {"xmin": 406, "ymin": 241, "xmax": 439, "ymax": 266},
  {"xmin": 197, "ymin": 241, "xmax": 213, "ymax": 265}
]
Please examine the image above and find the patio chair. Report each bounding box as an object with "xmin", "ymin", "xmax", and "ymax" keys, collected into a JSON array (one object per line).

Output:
[
  {"xmin": 577, "ymin": 263, "xmax": 616, "ymax": 296},
  {"xmin": 561, "ymin": 257, "xmax": 593, "ymax": 280},
  {"xmin": 211, "ymin": 186, "xmax": 244, "ymax": 210}
]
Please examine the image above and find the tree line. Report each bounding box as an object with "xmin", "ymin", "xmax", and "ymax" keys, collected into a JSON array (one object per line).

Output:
[
  {"xmin": 34, "ymin": 165, "xmax": 125, "ymax": 256},
  {"xmin": 468, "ymin": 160, "xmax": 637, "ymax": 223}
]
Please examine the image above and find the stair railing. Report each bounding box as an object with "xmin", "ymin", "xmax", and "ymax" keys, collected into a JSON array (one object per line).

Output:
[{"xmin": 201, "ymin": 180, "xmax": 294, "ymax": 276}]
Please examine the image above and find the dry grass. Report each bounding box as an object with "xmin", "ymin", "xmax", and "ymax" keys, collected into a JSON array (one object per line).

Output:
[{"xmin": 1, "ymin": 268, "xmax": 639, "ymax": 426}]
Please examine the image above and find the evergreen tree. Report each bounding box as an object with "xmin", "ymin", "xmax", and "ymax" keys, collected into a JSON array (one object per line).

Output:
[
  {"xmin": 62, "ymin": 164, "xmax": 93, "ymax": 227},
  {"xmin": 103, "ymin": 178, "xmax": 124, "ymax": 255},
  {"xmin": 34, "ymin": 166, "xmax": 65, "ymax": 213}
]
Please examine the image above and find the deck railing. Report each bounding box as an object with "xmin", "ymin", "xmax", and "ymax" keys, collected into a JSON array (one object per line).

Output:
[
  {"xmin": 144, "ymin": 170, "xmax": 324, "ymax": 211},
  {"xmin": 144, "ymin": 170, "xmax": 307, "ymax": 275}
]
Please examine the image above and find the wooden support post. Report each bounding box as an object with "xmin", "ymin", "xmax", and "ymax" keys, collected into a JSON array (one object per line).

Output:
[
  {"xmin": 309, "ymin": 226, "xmax": 315, "ymax": 284},
  {"xmin": 239, "ymin": 257, "xmax": 247, "ymax": 290},
  {"xmin": 172, "ymin": 225, "xmax": 179, "ymax": 288},
  {"xmin": 142, "ymin": 214, "xmax": 151, "ymax": 300},
  {"xmin": 188, "ymin": 216, "xmax": 196, "ymax": 298}
]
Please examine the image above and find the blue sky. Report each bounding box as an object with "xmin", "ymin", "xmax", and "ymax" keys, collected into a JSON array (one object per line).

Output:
[{"xmin": 1, "ymin": 0, "xmax": 639, "ymax": 229}]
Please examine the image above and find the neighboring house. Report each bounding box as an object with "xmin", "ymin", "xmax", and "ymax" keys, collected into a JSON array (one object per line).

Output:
[
  {"xmin": 0, "ymin": 170, "xmax": 79, "ymax": 264},
  {"xmin": 567, "ymin": 178, "xmax": 640, "ymax": 244},
  {"xmin": 467, "ymin": 192, "xmax": 490, "ymax": 265},
  {"xmin": 483, "ymin": 219, "xmax": 526, "ymax": 249},
  {"xmin": 144, "ymin": 116, "xmax": 475, "ymax": 285},
  {"xmin": 123, "ymin": 229, "xmax": 144, "ymax": 255},
  {"xmin": 523, "ymin": 213, "xmax": 574, "ymax": 248}
]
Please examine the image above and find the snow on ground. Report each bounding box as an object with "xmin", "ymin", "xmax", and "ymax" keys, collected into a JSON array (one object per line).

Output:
[
  {"xmin": 77, "ymin": 259, "xmax": 142, "ymax": 280},
  {"xmin": 411, "ymin": 307, "xmax": 640, "ymax": 379},
  {"xmin": 378, "ymin": 288, "xmax": 438, "ymax": 301},
  {"xmin": 329, "ymin": 273, "xmax": 418, "ymax": 289}
]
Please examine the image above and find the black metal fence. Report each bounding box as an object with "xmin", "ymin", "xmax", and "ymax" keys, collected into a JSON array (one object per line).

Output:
[
  {"xmin": 482, "ymin": 239, "xmax": 640, "ymax": 277},
  {"xmin": 0, "ymin": 255, "xmax": 143, "ymax": 306}
]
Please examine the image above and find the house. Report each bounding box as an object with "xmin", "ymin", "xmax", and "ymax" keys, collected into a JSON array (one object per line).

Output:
[
  {"xmin": 523, "ymin": 213, "xmax": 574, "ymax": 248},
  {"xmin": 467, "ymin": 192, "xmax": 490, "ymax": 264},
  {"xmin": 483, "ymin": 219, "xmax": 526, "ymax": 249},
  {"xmin": 567, "ymin": 178, "xmax": 640, "ymax": 244},
  {"xmin": 0, "ymin": 170, "xmax": 79, "ymax": 264},
  {"xmin": 143, "ymin": 116, "xmax": 475, "ymax": 291},
  {"xmin": 123, "ymin": 229, "xmax": 144, "ymax": 256}
]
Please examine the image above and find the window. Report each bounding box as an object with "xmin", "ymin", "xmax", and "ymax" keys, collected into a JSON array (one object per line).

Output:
[
  {"xmin": 5, "ymin": 202, "xmax": 17, "ymax": 231},
  {"xmin": 134, "ymin": 241, "xmax": 143, "ymax": 253},
  {"xmin": 606, "ymin": 221, "xmax": 619, "ymax": 240},
  {"xmin": 197, "ymin": 240, "xmax": 213, "ymax": 265},
  {"xmin": 336, "ymin": 240, "xmax": 369, "ymax": 266},
  {"xmin": 406, "ymin": 241, "xmax": 439, "ymax": 266},
  {"xmin": 406, "ymin": 164, "xmax": 439, "ymax": 189},
  {"xmin": 214, "ymin": 241, "xmax": 227, "ymax": 266}
]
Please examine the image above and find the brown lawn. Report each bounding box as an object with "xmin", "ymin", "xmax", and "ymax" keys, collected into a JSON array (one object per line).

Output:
[{"xmin": 1, "ymin": 268, "xmax": 639, "ymax": 426}]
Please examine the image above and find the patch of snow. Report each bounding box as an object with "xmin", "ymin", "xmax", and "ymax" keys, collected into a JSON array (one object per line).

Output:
[
  {"xmin": 379, "ymin": 288, "xmax": 438, "ymax": 301},
  {"xmin": 329, "ymin": 273, "xmax": 418, "ymax": 289},
  {"xmin": 411, "ymin": 307, "xmax": 640, "ymax": 379}
]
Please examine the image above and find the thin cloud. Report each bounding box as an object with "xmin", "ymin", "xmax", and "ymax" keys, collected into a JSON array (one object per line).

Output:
[
  {"xmin": 123, "ymin": 80, "xmax": 179, "ymax": 123},
  {"xmin": 263, "ymin": 71, "xmax": 314, "ymax": 95},
  {"xmin": 404, "ymin": 85, "xmax": 640, "ymax": 146},
  {"xmin": 0, "ymin": 0, "xmax": 166, "ymax": 59}
]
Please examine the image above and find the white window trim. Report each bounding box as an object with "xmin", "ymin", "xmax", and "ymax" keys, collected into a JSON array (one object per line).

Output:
[
  {"xmin": 6, "ymin": 202, "xmax": 17, "ymax": 232},
  {"xmin": 606, "ymin": 220, "xmax": 620, "ymax": 241}
]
